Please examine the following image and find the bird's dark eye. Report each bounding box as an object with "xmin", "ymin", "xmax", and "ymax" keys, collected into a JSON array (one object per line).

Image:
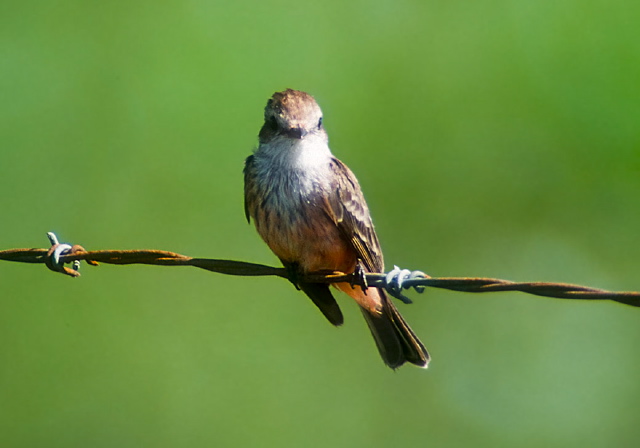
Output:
[
  {"xmin": 268, "ymin": 115, "xmax": 279, "ymax": 131},
  {"xmin": 317, "ymin": 117, "xmax": 323, "ymax": 129}
]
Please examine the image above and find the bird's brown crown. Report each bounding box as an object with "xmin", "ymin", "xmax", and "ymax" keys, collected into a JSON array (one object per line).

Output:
[{"xmin": 260, "ymin": 89, "xmax": 324, "ymax": 142}]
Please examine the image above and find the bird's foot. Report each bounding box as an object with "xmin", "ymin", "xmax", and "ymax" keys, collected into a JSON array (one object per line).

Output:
[
  {"xmin": 284, "ymin": 263, "xmax": 303, "ymax": 290},
  {"xmin": 349, "ymin": 261, "xmax": 369, "ymax": 292}
]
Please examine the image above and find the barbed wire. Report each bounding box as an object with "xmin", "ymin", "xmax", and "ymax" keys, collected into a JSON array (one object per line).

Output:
[{"xmin": 1, "ymin": 233, "xmax": 638, "ymax": 308}]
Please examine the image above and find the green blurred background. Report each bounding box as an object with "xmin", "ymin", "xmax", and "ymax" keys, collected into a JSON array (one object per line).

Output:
[{"xmin": 1, "ymin": 1, "xmax": 639, "ymax": 447}]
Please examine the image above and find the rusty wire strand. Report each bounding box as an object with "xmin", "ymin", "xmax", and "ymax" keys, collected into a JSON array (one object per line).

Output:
[{"xmin": 1, "ymin": 239, "xmax": 639, "ymax": 308}]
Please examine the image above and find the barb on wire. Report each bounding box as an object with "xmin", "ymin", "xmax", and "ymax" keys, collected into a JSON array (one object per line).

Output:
[{"xmin": 1, "ymin": 233, "xmax": 639, "ymax": 309}]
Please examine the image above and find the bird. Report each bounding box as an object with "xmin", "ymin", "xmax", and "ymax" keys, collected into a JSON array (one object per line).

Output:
[{"xmin": 243, "ymin": 89, "xmax": 429, "ymax": 369}]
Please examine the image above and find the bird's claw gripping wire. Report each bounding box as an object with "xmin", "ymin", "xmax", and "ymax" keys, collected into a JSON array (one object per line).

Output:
[
  {"xmin": 350, "ymin": 261, "xmax": 368, "ymax": 292},
  {"xmin": 384, "ymin": 265, "xmax": 430, "ymax": 304},
  {"xmin": 45, "ymin": 232, "xmax": 97, "ymax": 277},
  {"xmin": 284, "ymin": 262, "xmax": 303, "ymax": 290}
]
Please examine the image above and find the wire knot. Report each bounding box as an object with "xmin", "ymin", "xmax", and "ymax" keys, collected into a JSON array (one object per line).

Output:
[
  {"xmin": 44, "ymin": 232, "xmax": 96, "ymax": 277},
  {"xmin": 384, "ymin": 265, "xmax": 430, "ymax": 304}
]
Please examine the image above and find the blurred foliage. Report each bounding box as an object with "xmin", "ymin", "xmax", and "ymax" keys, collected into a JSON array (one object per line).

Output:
[{"xmin": 1, "ymin": 1, "xmax": 639, "ymax": 447}]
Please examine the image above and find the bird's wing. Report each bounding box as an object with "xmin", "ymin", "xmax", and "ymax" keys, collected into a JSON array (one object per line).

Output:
[
  {"xmin": 323, "ymin": 157, "xmax": 384, "ymax": 273},
  {"xmin": 243, "ymin": 155, "xmax": 256, "ymax": 223}
]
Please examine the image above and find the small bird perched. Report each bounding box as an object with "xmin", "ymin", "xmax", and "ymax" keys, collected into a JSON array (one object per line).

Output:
[{"xmin": 244, "ymin": 89, "xmax": 429, "ymax": 369}]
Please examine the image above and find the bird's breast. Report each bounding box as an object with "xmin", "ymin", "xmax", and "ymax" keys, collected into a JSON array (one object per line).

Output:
[{"xmin": 248, "ymin": 161, "xmax": 356, "ymax": 274}]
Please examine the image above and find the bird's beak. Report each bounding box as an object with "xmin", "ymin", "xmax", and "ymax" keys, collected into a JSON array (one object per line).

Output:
[{"xmin": 287, "ymin": 127, "xmax": 307, "ymax": 139}]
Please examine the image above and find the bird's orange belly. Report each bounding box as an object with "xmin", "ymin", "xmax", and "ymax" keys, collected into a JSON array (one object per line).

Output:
[{"xmin": 257, "ymin": 208, "xmax": 357, "ymax": 275}]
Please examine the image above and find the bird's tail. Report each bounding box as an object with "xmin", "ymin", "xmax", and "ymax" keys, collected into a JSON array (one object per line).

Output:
[
  {"xmin": 335, "ymin": 281, "xmax": 429, "ymax": 369},
  {"xmin": 359, "ymin": 291, "xmax": 430, "ymax": 369}
]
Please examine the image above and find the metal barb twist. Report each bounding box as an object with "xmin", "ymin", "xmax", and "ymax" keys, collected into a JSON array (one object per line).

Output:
[{"xmin": 383, "ymin": 266, "xmax": 431, "ymax": 304}]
